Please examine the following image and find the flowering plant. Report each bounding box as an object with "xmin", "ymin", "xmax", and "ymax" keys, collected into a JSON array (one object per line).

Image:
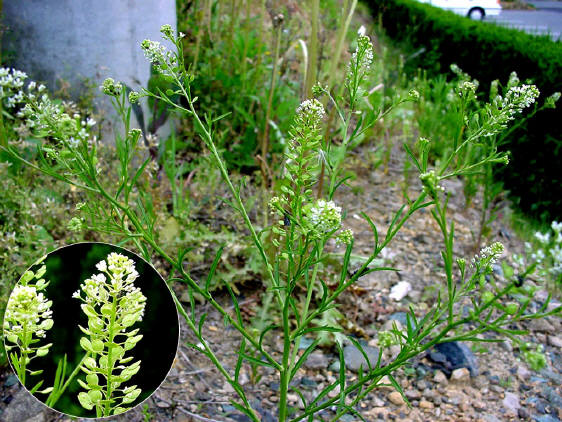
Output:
[
  {"xmin": 73, "ymin": 252, "xmax": 146, "ymax": 416},
  {"xmin": 3, "ymin": 262, "xmax": 53, "ymax": 390},
  {"xmin": 2, "ymin": 25, "xmax": 560, "ymax": 421}
]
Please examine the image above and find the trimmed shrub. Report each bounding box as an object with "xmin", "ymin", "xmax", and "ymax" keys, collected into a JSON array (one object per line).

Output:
[{"xmin": 367, "ymin": 0, "xmax": 562, "ymax": 221}]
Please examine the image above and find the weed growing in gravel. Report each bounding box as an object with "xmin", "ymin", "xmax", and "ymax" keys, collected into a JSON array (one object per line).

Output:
[
  {"xmin": 2, "ymin": 25, "xmax": 561, "ymax": 421},
  {"xmin": 414, "ymin": 66, "xmax": 560, "ymax": 251}
]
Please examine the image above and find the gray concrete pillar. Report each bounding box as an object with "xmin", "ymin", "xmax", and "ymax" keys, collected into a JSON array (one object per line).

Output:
[{"xmin": 2, "ymin": 0, "xmax": 177, "ymax": 139}]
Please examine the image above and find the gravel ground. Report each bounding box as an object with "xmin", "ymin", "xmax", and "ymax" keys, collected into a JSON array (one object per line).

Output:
[{"xmin": 1, "ymin": 142, "xmax": 561, "ymax": 422}]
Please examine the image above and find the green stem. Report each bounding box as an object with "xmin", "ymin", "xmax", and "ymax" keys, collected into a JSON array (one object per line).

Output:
[
  {"xmin": 103, "ymin": 291, "xmax": 119, "ymax": 415},
  {"xmin": 20, "ymin": 324, "xmax": 29, "ymax": 385},
  {"xmin": 173, "ymin": 295, "xmax": 261, "ymax": 421},
  {"xmin": 289, "ymin": 240, "xmax": 324, "ymax": 368},
  {"xmin": 278, "ymin": 298, "xmax": 292, "ymax": 422}
]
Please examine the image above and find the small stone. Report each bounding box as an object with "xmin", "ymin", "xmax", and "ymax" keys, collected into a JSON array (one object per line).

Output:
[
  {"xmin": 500, "ymin": 340, "xmax": 513, "ymax": 353},
  {"xmin": 388, "ymin": 312, "xmax": 408, "ymax": 326},
  {"xmin": 287, "ymin": 393, "xmax": 299, "ymax": 403},
  {"xmin": 529, "ymin": 318, "xmax": 555, "ymax": 334},
  {"xmin": 388, "ymin": 391, "xmax": 405, "ymax": 405},
  {"xmin": 222, "ymin": 382, "xmax": 235, "ymax": 394},
  {"xmin": 328, "ymin": 385, "xmax": 341, "ymax": 398},
  {"xmin": 502, "ymin": 392, "xmax": 520, "ymax": 413},
  {"xmin": 518, "ymin": 407, "xmax": 530, "ymax": 419},
  {"xmin": 372, "ymin": 396, "xmax": 385, "ymax": 407},
  {"xmin": 419, "ymin": 400, "xmax": 434, "ymax": 409},
  {"xmin": 343, "ymin": 344, "xmax": 380, "ymax": 372},
  {"xmin": 517, "ymin": 365, "xmax": 531, "ymax": 381},
  {"xmin": 428, "ymin": 341, "xmax": 478, "ymax": 376},
  {"xmin": 548, "ymin": 335, "xmax": 562, "ymax": 348},
  {"xmin": 383, "ymin": 319, "xmax": 403, "ymax": 331},
  {"xmin": 305, "ymin": 351, "xmax": 329, "ymax": 369},
  {"xmin": 433, "ymin": 370, "xmax": 448, "ymax": 384},
  {"xmin": 450, "ymin": 368, "xmax": 470, "ymax": 382},
  {"xmin": 533, "ymin": 416, "xmax": 560, "ymax": 422},
  {"xmin": 4, "ymin": 375, "xmax": 19, "ymax": 387},
  {"xmin": 473, "ymin": 400, "xmax": 487, "ymax": 410},
  {"xmin": 405, "ymin": 389, "xmax": 421, "ymax": 399},
  {"xmin": 2, "ymin": 390, "xmax": 46, "ymax": 422}
]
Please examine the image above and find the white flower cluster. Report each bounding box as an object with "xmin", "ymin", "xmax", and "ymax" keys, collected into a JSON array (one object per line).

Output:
[
  {"xmin": 0, "ymin": 68, "xmax": 38, "ymax": 108},
  {"xmin": 4, "ymin": 284, "xmax": 53, "ymax": 341},
  {"xmin": 296, "ymin": 99, "xmax": 325, "ymax": 128},
  {"xmin": 140, "ymin": 37, "xmax": 177, "ymax": 76},
  {"xmin": 482, "ymin": 82, "xmax": 539, "ymax": 137},
  {"xmin": 74, "ymin": 253, "xmax": 145, "ymax": 323},
  {"xmin": 502, "ymin": 84, "xmax": 540, "ymax": 113},
  {"xmin": 336, "ymin": 228, "xmax": 354, "ymax": 246},
  {"xmin": 471, "ymin": 241, "xmax": 504, "ymax": 269},
  {"xmin": 100, "ymin": 77, "xmax": 122, "ymax": 97},
  {"xmin": 458, "ymin": 80, "xmax": 478, "ymax": 99},
  {"xmin": 348, "ymin": 34, "xmax": 374, "ymax": 79},
  {"xmin": 305, "ymin": 199, "xmax": 342, "ymax": 234},
  {"xmin": 74, "ymin": 253, "xmax": 146, "ymax": 414},
  {"xmin": 529, "ymin": 221, "xmax": 562, "ymax": 279},
  {"xmin": 0, "ymin": 69, "xmax": 96, "ymax": 146},
  {"xmin": 419, "ymin": 169, "xmax": 443, "ymax": 199}
]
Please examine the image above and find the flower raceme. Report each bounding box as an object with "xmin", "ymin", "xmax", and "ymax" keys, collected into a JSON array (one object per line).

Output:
[
  {"xmin": 4, "ymin": 265, "xmax": 53, "ymax": 384},
  {"xmin": 73, "ymin": 253, "xmax": 146, "ymax": 416}
]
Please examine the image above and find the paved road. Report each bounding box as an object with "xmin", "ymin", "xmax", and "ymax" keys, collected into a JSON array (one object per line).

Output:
[{"xmin": 485, "ymin": 1, "xmax": 562, "ymax": 40}]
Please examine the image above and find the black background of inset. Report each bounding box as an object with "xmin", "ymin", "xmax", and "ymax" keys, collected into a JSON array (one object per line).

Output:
[{"xmin": 22, "ymin": 243, "xmax": 178, "ymax": 417}]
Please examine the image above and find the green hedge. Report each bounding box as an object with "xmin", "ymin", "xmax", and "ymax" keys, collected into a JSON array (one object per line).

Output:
[{"xmin": 366, "ymin": 0, "xmax": 562, "ymax": 221}]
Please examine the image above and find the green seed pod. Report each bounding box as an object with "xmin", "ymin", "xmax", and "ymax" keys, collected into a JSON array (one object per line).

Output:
[
  {"xmin": 80, "ymin": 337, "xmax": 93, "ymax": 353},
  {"xmin": 101, "ymin": 304, "xmax": 113, "ymax": 316},
  {"xmin": 35, "ymin": 265, "xmax": 47, "ymax": 279},
  {"xmin": 122, "ymin": 387, "xmax": 141, "ymax": 404},
  {"xmin": 481, "ymin": 291, "xmax": 494, "ymax": 304},
  {"xmin": 91, "ymin": 339, "xmax": 104, "ymax": 353},
  {"xmin": 88, "ymin": 389, "xmax": 102, "ymax": 403},
  {"xmin": 84, "ymin": 357, "xmax": 97, "ymax": 369},
  {"xmin": 81, "ymin": 304, "xmax": 97, "ymax": 318},
  {"xmin": 40, "ymin": 319, "xmax": 54, "ymax": 330},
  {"xmin": 505, "ymin": 303, "xmax": 519, "ymax": 315},
  {"xmin": 78, "ymin": 392, "xmax": 93, "ymax": 410},
  {"xmin": 20, "ymin": 271, "xmax": 34, "ymax": 284},
  {"xmin": 86, "ymin": 373, "xmax": 99, "ymax": 387},
  {"xmin": 122, "ymin": 314, "xmax": 137, "ymax": 327},
  {"xmin": 36, "ymin": 347, "xmax": 49, "ymax": 357}
]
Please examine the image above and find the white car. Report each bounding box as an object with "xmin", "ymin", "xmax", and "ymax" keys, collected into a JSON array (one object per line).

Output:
[{"xmin": 417, "ymin": 0, "xmax": 502, "ymax": 20}]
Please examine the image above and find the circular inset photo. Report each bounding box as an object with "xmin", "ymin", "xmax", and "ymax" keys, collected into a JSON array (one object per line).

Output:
[{"xmin": 2, "ymin": 242, "xmax": 179, "ymax": 418}]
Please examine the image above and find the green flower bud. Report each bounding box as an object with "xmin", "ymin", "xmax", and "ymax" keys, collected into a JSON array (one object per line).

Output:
[
  {"xmin": 128, "ymin": 91, "xmax": 140, "ymax": 104},
  {"xmin": 100, "ymin": 78, "xmax": 123, "ymax": 97}
]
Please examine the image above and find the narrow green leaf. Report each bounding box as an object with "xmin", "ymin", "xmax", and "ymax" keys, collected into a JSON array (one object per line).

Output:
[
  {"xmin": 234, "ymin": 339, "xmax": 246, "ymax": 383},
  {"xmin": 388, "ymin": 373, "xmax": 411, "ymax": 407},
  {"xmin": 205, "ymin": 246, "xmax": 224, "ymax": 293},
  {"xmin": 403, "ymin": 143, "xmax": 422, "ymax": 172},
  {"xmin": 347, "ymin": 337, "xmax": 373, "ymax": 373},
  {"xmin": 291, "ymin": 338, "xmax": 321, "ymax": 379},
  {"xmin": 29, "ymin": 380, "xmax": 44, "ymax": 394},
  {"xmin": 360, "ymin": 212, "xmax": 378, "ymax": 250}
]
